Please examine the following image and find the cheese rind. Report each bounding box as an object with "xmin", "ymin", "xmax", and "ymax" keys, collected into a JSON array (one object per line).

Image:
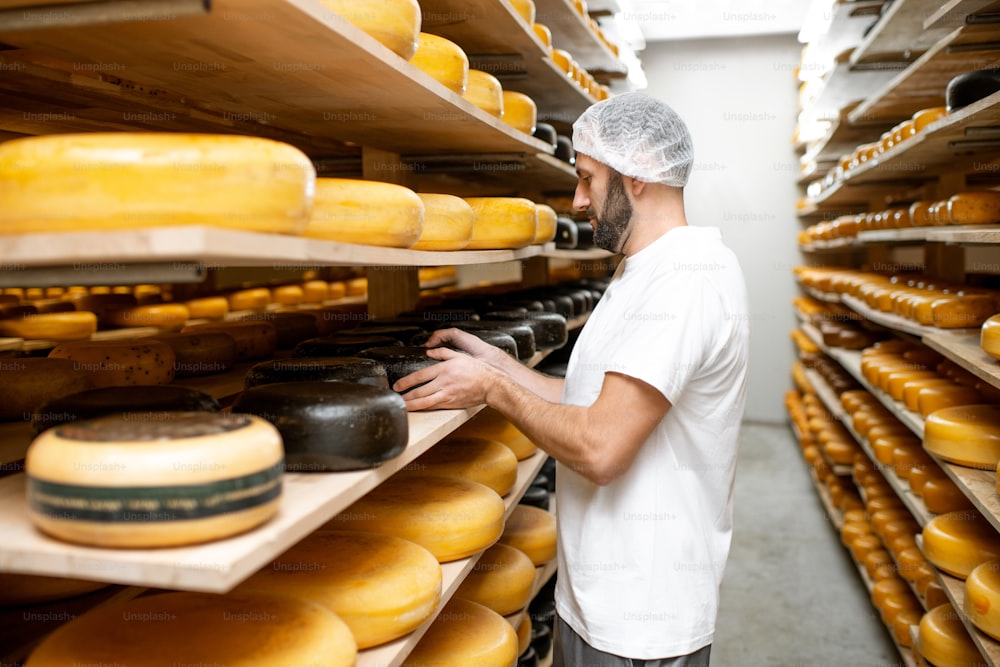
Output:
[
  {"xmin": 305, "ymin": 178, "xmax": 425, "ymax": 248},
  {"xmin": 501, "ymin": 91, "xmax": 537, "ymax": 135},
  {"xmin": 48, "ymin": 339, "xmax": 176, "ymax": 387},
  {"xmin": 966, "ymin": 558, "xmax": 1000, "ymax": 640},
  {"xmin": 410, "ymin": 32, "xmax": 469, "ymax": 95},
  {"xmin": 922, "ymin": 510, "xmax": 1000, "ymax": 579},
  {"xmin": 0, "ymin": 358, "xmax": 91, "ymax": 421},
  {"xmin": 454, "ymin": 542, "xmax": 536, "ymax": 615},
  {"xmin": 412, "ymin": 193, "xmax": 475, "ymax": 251},
  {"xmin": 408, "ymin": 436, "xmax": 519, "ymax": 496},
  {"xmin": 463, "ymin": 70, "xmax": 505, "ymax": 118},
  {"xmin": 499, "ymin": 504, "xmax": 556, "ymax": 566},
  {"xmin": 401, "ymin": 597, "xmax": 518, "ymax": 667},
  {"xmin": 924, "ymin": 404, "xmax": 1000, "ymax": 469},
  {"xmin": 463, "ymin": 197, "xmax": 537, "ymax": 249},
  {"xmin": 919, "ymin": 603, "xmax": 984, "ymax": 667},
  {"xmin": 317, "ymin": 0, "xmax": 421, "ymax": 60}
]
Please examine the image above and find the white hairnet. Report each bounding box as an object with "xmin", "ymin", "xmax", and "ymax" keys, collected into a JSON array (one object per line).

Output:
[{"xmin": 572, "ymin": 92, "xmax": 694, "ymax": 187}]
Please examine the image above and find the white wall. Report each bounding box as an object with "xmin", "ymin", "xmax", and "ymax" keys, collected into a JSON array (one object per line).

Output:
[{"xmin": 640, "ymin": 34, "xmax": 804, "ymax": 423}]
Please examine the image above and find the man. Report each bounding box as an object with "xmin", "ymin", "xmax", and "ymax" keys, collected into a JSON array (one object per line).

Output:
[{"xmin": 395, "ymin": 92, "xmax": 750, "ymax": 666}]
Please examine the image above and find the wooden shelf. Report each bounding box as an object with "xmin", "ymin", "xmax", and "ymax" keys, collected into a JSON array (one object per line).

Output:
[
  {"xmin": 0, "ymin": 0, "xmax": 552, "ymax": 158},
  {"xmin": 930, "ymin": 565, "xmax": 1000, "ymax": 667},
  {"xmin": 802, "ymin": 367, "xmax": 855, "ymax": 477},
  {"xmin": 842, "ymin": 294, "xmax": 980, "ymax": 342},
  {"xmin": 926, "ymin": 226, "xmax": 1000, "ymax": 244},
  {"xmin": 412, "ymin": 153, "xmax": 578, "ymax": 198},
  {"xmin": 851, "ymin": 0, "xmax": 958, "ymax": 64},
  {"xmin": 542, "ymin": 247, "xmax": 614, "ymax": 260},
  {"xmin": 531, "ymin": 0, "xmax": 625, "ymax": 76},
  {"xmin": 923, "ymin": 331, "xmax": 1000, "ymax": 392},
  {"xmin": 925, "ymin": 0, "xmax": 1000, "ymax": 31}
]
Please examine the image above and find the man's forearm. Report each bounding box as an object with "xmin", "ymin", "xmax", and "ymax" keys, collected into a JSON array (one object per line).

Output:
[{"xmin": 493, "ymin": 352, "xmax": 565, "ymax": 403}]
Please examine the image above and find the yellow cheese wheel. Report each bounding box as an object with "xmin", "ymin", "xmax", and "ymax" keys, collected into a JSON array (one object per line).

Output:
[
  {"xmin": 408, "ymin": 436, "xmax": 519, "ymax": 496},
  {"xmin": 981, "ymin": 314, "xmax": 1000, "ymax": 360},
  {"xmin": 918, "ymin": 603, "xmax": 985, "ymax": 667},
  {"xmin": 880, "ymin": 587, "xmax": 921, "ymax": 626},
  {"xmin": 923, "ymin": 510, "xmax": 1000, "ymax": 579},
  {"xmin": 236, "ymin": 530, "xmax": 441, "ymax": 649},
  {"xmin": 913, "ymin": 106, "xmax": 948, "ymax": 132},
  {"xmin": 841, "ymin": 521, "xmax": 874, "ymax": 548},
  {"xmin": 24, "ymin": 591, "xmax": 356, "ymax": 667},
  {"xmin": 966, "ymin": 559, "xmax": 1000, "ymax": 640},
  {"xmin": 516, "ymin": 615, "xmax": 532, "ymax": 655},
  {"xmin": 886, "ymin": 370, "xmax": 940, "ymax": 400},
  {"xmin": 916, "ymin": 294, "xmax": 997, "ymax": 329},
  {"xmin": 463, "ymin": 197, "xmax": 537, "ymax": 249},
  {"xmin": 455, "ymin": 408, "xmax": 538, "ymax": 460},
  {"xmin": 948, "ymin": 191, "xmax": 1000, "ymax": 225},
  {"xmin": 0, "ymin": 311, "xmax": 96, "ymax": 341},
  {"xmin": 402, "ymin": 597, "xmax": 518, "ymax": 667},
  {"xmin": 903, "ymin": 377, "xmax": 956, "ymax": 412},
  {"xmin": 918, "ymin": 384, "xmax": 983, "ymax": 418},
  {"xmin": 501, "ymin": 91, "xmax": 537, "ymax": 135},
  {"xmin": 925, "ymin": 404, "xmax": 1000, "ymax": 469},
  {"xmin": 0, "ymin": 358, "xmax": 91, "ymax": 421},
  {"xmin": 104, "ymin": 303, "xmax": 189, "ymax": 330},
  {"xmin": 271, "ymin": 284, "xmax": 304, "ymax": 306},
  {"xmin": 184, "ymin": 296, "xmax": 229, "ymax": 320},
  {"xmin": 552, "ymin": 48, "xmax": 574, "ymax": 76},
  {"xmin": 455, "ymin": 542, "xmax": 536, "ymax": 615},
  {"xmin": 533, "ymin": 23, "xmax": 552, "ymax": 51},
  {"xmin": 533, "ymin": 204, "xmax": 558, "ymax": 244},
  {"xmin": 411, "ymin": 32, "xmax": 469, "ymax": 95},
  {"xmin": 412, "ymin": 193, "xmax": 475, "ymax": 251},
  {"xmin": 0, "ymin": 133, "xmax": 314, "ymax": 235},
  {"xmin": 182, "ymin": 320, "xmax": 278, "ymax": 360},
  {"xmin": 226, "ymin": 287, "xmax": 271, "ymax": 312},
  {"xmin": 851, "ymin": 533, "xmax": 884, "ymax": 562},
  {"xmin": 499, "ymin": 504, "xmax": 556, "ymax": 566},
  {"xmin": 463, "ymin": 69, "xmax": 504, "ymax": 117},
  {"xmin": 894, "ymin": 608, "xmax": 922, "ymax": 648},
  {"xmin": 823, "ymin": 440, "xmax": 858, "ymax": 465},
  {"xmin": 304, "ymin": 178, "xmax": 424, "ymax": 248},
  {"xmin": 25, "ymin": 412, "xmax": 284, "ymax": 548},
  {"xmin": 327, "ymin": 474, "xmax": 505, "ymax": 562},
  {"xmin": 300, "ymin": 280, "xmax": 330, "ymax": 303},
  {"xmin": 0, "ymin": 573, "xmax": 109, "ymax": 606},
  {"xmin": 508, "ymin": 0, "xmax": 536, "ymax": 24},
  {"xmin": 318, "ymin": 0, "xmax": 421, "ymax": 60},
  {"xmin": 48, "ymin": 339, "xmax": 175, "ymax": 387},
  {"xmin": 864, "ymin": 549, "xmax": 896, "ymax": 581}
]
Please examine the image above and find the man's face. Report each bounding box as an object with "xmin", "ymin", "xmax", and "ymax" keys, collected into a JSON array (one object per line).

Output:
[{"xmin": 573, "ymin": 154, "xmax": 633, "ymax": 253}]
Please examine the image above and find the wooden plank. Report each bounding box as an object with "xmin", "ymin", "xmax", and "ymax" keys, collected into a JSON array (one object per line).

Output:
[
  {"xmin": 0, "ymin": 0, "xmax": 552, "ymax": 157},
  {"xmin": 927, "ymin": 226, "xmax": 1000, "ymax": 244},
  {"xmin": 923, "ymin": 331, "xmax": 1000, "ymax": 391},
  {"xmin": 531, "ymin": 0, "xmax": 624, "ymax": 75},
  {"xmin": 851, "ymin": 0, "xmax": 957, "ymax": 64},
  {"xmin": 932, "ymin": 566, "xmax": 1000, "ymax": 667},
  {"xmin": 925, "ymin": 0, "xmax": 1000, "ymax": 30},
  {"xmin": 930, "ymin": 452, "xmax": 1000, "ymax": 536}
]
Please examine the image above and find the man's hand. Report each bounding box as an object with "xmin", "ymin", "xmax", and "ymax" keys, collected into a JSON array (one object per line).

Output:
[
  {"xmin": 420, "ymin": 328, "xmax": 511, "ymax": 370},
  {"xmin": 394, "ymin": 347, "xmax": 501, "ymax": 411}
]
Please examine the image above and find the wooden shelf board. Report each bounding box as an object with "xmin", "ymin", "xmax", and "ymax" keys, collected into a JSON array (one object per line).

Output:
[
  {"xmin": 925, "ymin": 0, "xmax": 1000, "ymax": 30},
  {"xmin": 929, "ymin": 451, "xmax": 1000, "ymax": 536},
  {"xmin": 0, "ymin": 0, "xmax": 551, "ymax": 157},
  {"xmin": 851, "ymin": 0, "xmax": 956, "ymax": 64},
  {"xmin": 805, "ymin": 103, "xmax": 890, "ymax": 164},
  {"xmin": 923, "ymin": 330, "xmax": 1000, "ymax": 392},
  {"xmin": 932, "ymin": 566, "xmax": 1000, "ymax": 666},
  {"xmin": 531, "ymin": 0, "xmax": 624, "ymax": 75},
  {"xmin": 807, "ymin": 177, "xmax": 925, "ymax": 210},
  {"xmin": 801, "ymin": 367, "xmax": 855, "ymax": 477},
  {"xmin": 857, "ymin": 227, "xmax": 943, "ymax": 243},
  {"xmin": 926, "ymin": 225, "xmax": 1000, "ymax": 244},
  {"xmin": 542, "ymin": 247, "xmax": 614, "ymax": 260}
]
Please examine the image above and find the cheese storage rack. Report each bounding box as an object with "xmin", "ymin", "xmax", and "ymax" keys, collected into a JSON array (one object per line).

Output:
[
  {"xmin": 793, "ymin": 1, "xmax": 1000, "ymax": 664},
  {"xmin": 0, "ymin": 0, "xmax": 622, "ymax": 664}
]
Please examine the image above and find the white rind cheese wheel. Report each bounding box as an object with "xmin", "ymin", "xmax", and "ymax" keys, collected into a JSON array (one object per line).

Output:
[
  {"xmin": 0, "ymin": 311, "xmax": 96, "ymax": 341},
  {"xmin": 533, "ymin": 203, "xmax": 558, "ymax": 244},
  {"xmin": 411, "ymin": 32, "xmax": 469, "ymax": 95},
  {"xmin": 463, "ymin": 197, "xmax": 537, "ymax": 250},
  {"xmin": 326, "ymin": 474, "xmax": 505, "ymax": 562},
  {"xmin": 455, "ymin": 542, "xmax": 536, "ymax": 615},
  {"xmin": 918, "ymin": 603, "xmax": 986, "ymax": 667},
  {"xmin": 412, "ymin": 193, "xmax": 475, "ymax": 251},
  {"xmin": 48, "ymin": 339, "xmax": 176, "ymax": 387},
  {"xmin": 402, "ymin": 597, "xmax": 518, "ymax": 667},
  {"xmin": 966, "ymin": 559, "xmax": 1000, "ymax": 640},
  {"xmin": 982, "ymin": 314, "xmax": 1000, "ymax": 360},
  {"xmin": 317, "ymin": 0, "xmax": 421, "ymax": 60},
  {"xmin": 0, "ymin": 133, "xmax": 314, "ymax": 234},
  {"xmin": 923, "ymin": 510, "xmax": 1000, "ymax": 579},
  {"xmin": 499, "ymin": 504, "xmax": 556, "ymax": 566},
  {"xmin": 408, "ymin": 436, "xmax": 519, "ymax": 496},
  {"xmin": 24, "ymin": 591, "xmax": 356, "ymax": 667},
  {"xmin": 304, "ymin": 178, "xmax": 425, "ymax": 248},
  {"xmin": 25, "ymin": 412, "xmax": 284, "ymax": 548},
  {"xmin": 236, "ymin": 530, "xmax": 442, "ymax": 649},
  {"xmin": 463, "ymin": 70, "xmax": 505, "ymax": 118},
  {"xmin": 501, "ymin": 91, "xmax": 537, "ymax": 135},
  {"xmin": 925, "ymin": 404, "xmax": 1000, "ymax": 470}
]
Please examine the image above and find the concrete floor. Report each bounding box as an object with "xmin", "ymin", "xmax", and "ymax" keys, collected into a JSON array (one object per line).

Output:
[{"xmin": 712, "ymin": 422, "xmax": 900, "ymax": 667}]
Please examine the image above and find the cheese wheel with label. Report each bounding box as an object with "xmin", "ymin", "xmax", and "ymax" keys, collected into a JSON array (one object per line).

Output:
[
  {"xmin": 918, "ymin": 603, "xmax": 985, "ymax": 667},
  {"xmin": 412, "ymin": 193, "xmax": 475, "ymax": 251},
  {"xmin": 922, "ymin": 510, "xmax": 1000, "ymax": 579},
  {"xmin": 948, "ymin": 191, "xmax": 1000, "ymax": 225},
  {"xmin": 402, "ymin": 597, "xmax": 518, "ymax": 667},
  {"xmin": 0, "ymin": 133, "xmax": 314, "ymax": 234},
  {"xmin": 966, "ymin": 559, "xmax": 1000, "ymax": 640},
  {"xmin": 454, "ymin": 543, "xmax": 536, "ymax": 616},
  {"xmin": 499, "ymin": 504, "xmax": 556, "ymax": 566},
  {"xmin": 236, "ymin": 530, "xmax": 441, "ymax": 649},
  {"xmin": 464, "ymin": 197, "xmax": 537, "ymax": 249},
  {"xmin": 925, "ymin": 404, "xmax": 1000, "ymax": 469},
  {"xmin": 24, "ymin": 591, "xmax": 356, "ymax": 667},
  {"xmin": 407, "ymin": 436, "xmax": 518, "ymax": 496},
  {"xmin": 25, "ymin": 412, "xmax": 283, "ymax": 548},
  {"xmin": 304, "ymin": 178, "xmax": 424, "ymax": 248},
  {"xmin": 327, "ymin": 474, "xmax": 505, "ymax": 562},
  {"xmin": 48, "ymin": 339, "xmax": 176, "ymax": 387},
  {"xmin": 0, "ymin": 311, "xmax": 96, "ymax": 341},
  {"xmin": 317, "ymin": 0, "xmax": 421, "ymax": 60},
  {"xmin": 0, "ymin": 358, "xmax": 91, "ymax": 421},
  {"xmin": 410, "ymin": 33, "xmax": 469, "ymax": 95},
  {"xmin": 501, "ymin": 91, "xmax": 537, "ymax": 135},
  {"xmin": 463, "ymin": 70, "xmax": 504, "ymax": 118}
]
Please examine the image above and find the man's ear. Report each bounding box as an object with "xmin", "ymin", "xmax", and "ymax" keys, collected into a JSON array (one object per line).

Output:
[{"xmin": 628, "ymin": 177, "xmax": 647, "ymax": 198}]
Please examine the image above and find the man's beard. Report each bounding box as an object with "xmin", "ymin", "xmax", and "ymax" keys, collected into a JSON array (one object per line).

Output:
[{"xmin": 591, "ymin": 172, "xmax": 632, "ymax": 253}]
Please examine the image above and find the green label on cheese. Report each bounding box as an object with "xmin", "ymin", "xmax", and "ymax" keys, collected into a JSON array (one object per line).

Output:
[{"xmin": 27, "ymin": 462, "xmax": 282, "ymax": 523}]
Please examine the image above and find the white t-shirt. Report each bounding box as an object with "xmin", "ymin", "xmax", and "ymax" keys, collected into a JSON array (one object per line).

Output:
[{"xmin": 556, "ymin": 225, "xmax": 750, "ymax": 659}]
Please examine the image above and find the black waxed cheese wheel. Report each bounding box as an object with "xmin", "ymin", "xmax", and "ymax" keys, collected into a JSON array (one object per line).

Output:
[
  {"xmin": 519, "ymin": 485, "xmax": 549, "ymax": 510},
  {"xmin": 500, "ymin": 299, "xmax": 546, "ymax": 313},
  {"xmin": 555, "ymin": 217, "xmax": 577, "ymax": 249},
  {"xmin": 575, "ymin": 220, "xmax": 595, "ymax": 248},
  {"xmin": 232, "ymin": 381, "xmax": 407, "ymax": 472},
  {"xmin": 293, "ymin": 334, "xmax": 402, "ymax": 358},
  {"xmin": 483, "ymin": 311, "xmax": 567, "ymax": 350},
  {"xmin": 357, "ymin": 346, "xmax": 442, "ymax": 387},
  {"xmin": 32, "ymin": 385, "xmax": 220, "ymax": 435},
  {"xmin": 542, "ymin": 294, "xmax": 574, "ymax": 318},
  {"xmin": 241, "ymin": 312, "xmax": 318, "ymax": 349},
  {"xmin": 557, "ymin": 289, "xmax": 591, "ymax": 316},
  {"xmin": 411, "ymin": 329, "xmax": 518, "ymax": 358},
  {"xmin": 342, "ymin": 324, "xmax": 427, "ymax": 344},
  {"xmin": 555, "ymin": 135, "xmax": 575, "ymax": 165},
  {"xmin": 449, "ymin": 320, "xmax": 536, "ymax": 361},
  {"xmin": 244, "ymin": 357, "xmax": 389, "ymax": 389},
  {"xmin": 946, "ymin": 68, "xmax": 1000, "ymax": 112},
  {"xmin": 533, "ymin": 122, "xmax": 557, "ymax": 149}
]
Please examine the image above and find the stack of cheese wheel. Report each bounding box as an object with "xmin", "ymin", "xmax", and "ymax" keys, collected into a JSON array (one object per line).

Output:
[
  {"xmin": 326, "ymin": 473, "xmax": 505, "ymax": 562},
  {"xmin": 410, "ymin": 32, "xmax": 469, "ymax": 94},
  {"xmin": 922, "ymin": 510, "xmax": 1000, "ymax": 580},
  {"xmin": 918, "ymin": 603, "xmax": 986, "ymax": 667},
  {"xmin": 24, "ymin": 591, "xmax": 357, "ymax": 666},
  {"xmin": 411, "ymin": 193, "xmax": 475, "ymax": 251},
  {"xmin": 463, "ymin": 69, "xmax": 505, "ymax": 117},
  {"xmin": 235, "ymin": 530, "xmax": 442, "ymax": 649},
  {"xmin": 318, "ymin": 0, "xmax": 421, "ymax": 60},
  {"xmin": 0, "ymin": 133, "xmax": 315, "ymax": 234},
  {"xmin": 924, "ymin": 404, "xmax": 1000, "ymax": 470},
  {"xmin": 24, "ymin": 412, "xmax": 284, "ymax": 548},
  {"xmin": 463, "ymin": 197, "xmax": 537, "ymax": 249},
  {"xmin": 304, "ymin": 178, "xmax": 425, "ymax": 248},
  {"xmin": 453, "ymin": 407, "xmax": 538, "ymax": 460},
  {"xmin": 401, "ymin": 597, "xmax": 518, "ymax": 667},
  {"xmin": 407, "ymin": 436, "xmax": 519, "ymax": 496}
]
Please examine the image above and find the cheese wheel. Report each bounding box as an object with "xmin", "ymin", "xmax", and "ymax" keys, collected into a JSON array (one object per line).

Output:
[
  {"xmin": 918, "ymin": 603, "xmax": 985, "ymax": 667},
  {"xmin": 301, "ymin": 280, "xmax": 330, "ymax": 303},
  {"xmin": 463, "ymin": 69, "xmax": 504, "ymax": 118},
  {"xmin": 501, "ymin": 91, "xmax": 537, "ymax": 135},
  {"xmin": 0, "ymin": 358, "xmax": 91, "ymax": 421},
  {"xmin": 880, "ymin": 587, "xmax": 921, "ymax": 626},
  {"xmin": 48, "ymin": 339, "xmax": 175, "ymax": 387},
  {"xmin": 104, "ymin": 303, "xmax": 189, "ymax": 330},
  {"xmin": 455, "ymin": 542, "xmax": 536, "ymax": 615},
  {"xmin": 24, "ymin": 591, "xmax": 356, "ymax": 667},
  {"xmin": 823, "ymin": 440, "xmax": 858, "ymax": 465},
  {"xmin": 245, "ymin": 356, "xmax": 389, "ymax": 389},
  {"xmin": 0, "ymin": 311, "xmax": 96, "ymax": 341},
  {"xmin": 411, "ymin": 193, "xmax": 475, "ymax": 251},
  {"xmin": 318, "ymin": 0, "xmax": 421, "ymax": 60},
  {"xmin": 407, "ymin": 436, "xmax": 519, "ymax": 496},
  {"xmin": 272, "ymin": 284, "xmax": 304, "ymax": 306},
  {"xmin": 149, "ymin": 331, "xmax": 237, "ymax": 377},
  {"xmin": 982, "ymin": 314, "xmax": 1000, "ymax": 360},
  {"xmin": 499, "ymin": 504, "xmax": 556, "ymax": 566},
  {"xmin": 411, "ymin": 32, "xmax": 469, "ymax": 95},
  {"xmin": 516, "ymin": 615, "xmax": 532, "ymax": 655},
  {"xmin": 236, "ymin": 530, "xmax": 441, "ymax": 649},
  {"xmin": 463, "ymin": 197, "xmax": 537, "ymax": 250},
  {"xmin": 0, "ymin": 133, "xmax": 314, "ymax": 235},
  {"xmin": 227, "ymin": 287, "xmax": 271, "ymax": 312},
  {"xmin": 966, "ymin": 558, "xmax": 1000, "ymax": 640},
  {"xmin": 841, "ymin": 521, "xmax": 874, "ymax": 548},
  {"xmin": 183, "ymin": 296, "xmax": 229, "ymax": 320},
  {"xmin": 917, "ymin": 294, "xmax": 998, "ymax": 329},
  {"xmin": 894, "ymin": 608, "xmax": 922, "ymax": 648},
  {"xmin": 923, "ymin": 510, "xmax": 1000, "ymax": 579},
  {"xmin": 0, "ymin": 573, "xmax": 109, "ymax": 606},
  {"xmin": 886, "ymin": 370, "xmax": 940, "ymax": 400},
  {"xmin": 533, "ymin": 204, "xmax": 558, "ymax": 244},
  {"xmin": 948, "ymin": 191, "xmax": 1000, "ymax": 225},
  {"xmin": 925, "ymin": 404, "xmax": 1000, "ymax": 469},
  {"xmin": 864, "ymin": 549, "xmax": 896, "ymax": 581},
  {"xmin": 903, "ymin": 377, "xmax": 956, "ymax": 412},
  {"xmin": 913, "ymin": 106, "xmax": 948, "ymax": 132},
  {"xmin": 181, "ymin": 320, "xmax": 278, "ymax": 360},
  {"xmin": 305, "ymin": 178, "xmax": 424, "ymax": 248},
  {"xmin": 402, "ymin": 597, "xmax": 518, "ymax": 667},
  {"xmin": 533, "ymin": 23, "xmax": 552, "ymax": 51},
  {"xmin": 455, "ymin": 407, "xmax": 538, "ymax": 460},
  {"xmin": 918, "ymin": 384, "xmax": 983, "ymax": 417},
  {"xmin": 232, "ymin": 381, "xmax": 408, "ymax": 472},
  {"xmin": 25, "ymin": 412, "xmax": 283, "ymax": 548},
  {"xmin": 327, "ymin": 474, "xmax": 505, "ymax": 562},
  {"xmin": 241, "ymin": 311, "xmax": 319, "ymax": 349},
  {"xmin": 509, "ymin": 0, "xmax": 536, "ymax": 24},
  {"xmin": 358, "ymin": 345, "xmax": 443, "ymax": 387}
]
